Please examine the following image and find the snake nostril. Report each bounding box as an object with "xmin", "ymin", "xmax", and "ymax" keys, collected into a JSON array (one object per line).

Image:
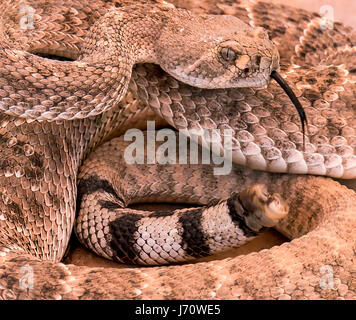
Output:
[{"xmin": 244, "ymin": 68, "xmax": 250, "ymax": 73}]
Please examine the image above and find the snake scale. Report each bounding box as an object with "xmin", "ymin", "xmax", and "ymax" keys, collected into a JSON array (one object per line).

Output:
[{"xmin": 0, "ymin": 0, "xmax": 355, "ymax": 299}]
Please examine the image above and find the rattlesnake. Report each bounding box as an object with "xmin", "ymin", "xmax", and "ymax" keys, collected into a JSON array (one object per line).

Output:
[{"xmin": 0, "ymin": 0, "xmax": 355, "ymax": 299}]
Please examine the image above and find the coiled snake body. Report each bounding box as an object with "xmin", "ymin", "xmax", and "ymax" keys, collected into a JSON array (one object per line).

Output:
[{"xmin": 0, "ymin": 0, "xmax": 355, "ymax": 299}]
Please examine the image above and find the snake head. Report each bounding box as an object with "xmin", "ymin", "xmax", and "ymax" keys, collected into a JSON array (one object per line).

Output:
[{"xmin": 156, "ymin": 10, "xmax": 279, "ymax": 89}]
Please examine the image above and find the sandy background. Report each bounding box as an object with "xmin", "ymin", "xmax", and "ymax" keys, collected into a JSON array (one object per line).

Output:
[
  {"xmin": 271, "ymin": 0, "xmax": 355, "ymax": 29},
  {"xmin": 64, "ymin": 0, "xmax": 355, "ymax": 268}
]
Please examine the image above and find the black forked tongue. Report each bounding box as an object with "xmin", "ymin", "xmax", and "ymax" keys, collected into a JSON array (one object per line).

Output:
[{"xmin": 270, "ymin": 71, "xmax": 308, "ymax": 150}]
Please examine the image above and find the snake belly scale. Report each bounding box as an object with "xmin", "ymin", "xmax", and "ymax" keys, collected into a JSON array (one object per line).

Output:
[{"xmin": 0, "ymin": 0, "xmax": 355, "ymax": 299}]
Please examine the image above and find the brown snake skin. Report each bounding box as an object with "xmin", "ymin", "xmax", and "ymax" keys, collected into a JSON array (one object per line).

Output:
[{"xmin": 0, "ymin": 0, "xmax": 355, "ymax": 299}]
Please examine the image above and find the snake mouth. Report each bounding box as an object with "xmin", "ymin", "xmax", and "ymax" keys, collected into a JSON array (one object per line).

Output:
[{"xmin": 270, "ymin": 71, "xmax": 308, "ymax": 148}]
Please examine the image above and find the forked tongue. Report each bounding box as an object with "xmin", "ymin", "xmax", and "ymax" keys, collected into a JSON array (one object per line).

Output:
[{"xmin": 270, "ymin": 71, "xmax": 308, "ymax": 149}]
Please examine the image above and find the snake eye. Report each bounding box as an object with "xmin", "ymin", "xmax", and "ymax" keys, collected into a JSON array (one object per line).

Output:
[{"xmin": 220, "ymin": 47, "xmax": 237, "ymax": 61}]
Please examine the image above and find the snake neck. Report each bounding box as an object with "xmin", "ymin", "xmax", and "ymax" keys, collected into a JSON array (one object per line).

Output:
[
  {"xmin": 79, "ymin": 4, "xmax": 172, "ymax": 64},
  {"xmin": 0, "ymin": 4, "xmax": 172, "ymax": 121}
]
